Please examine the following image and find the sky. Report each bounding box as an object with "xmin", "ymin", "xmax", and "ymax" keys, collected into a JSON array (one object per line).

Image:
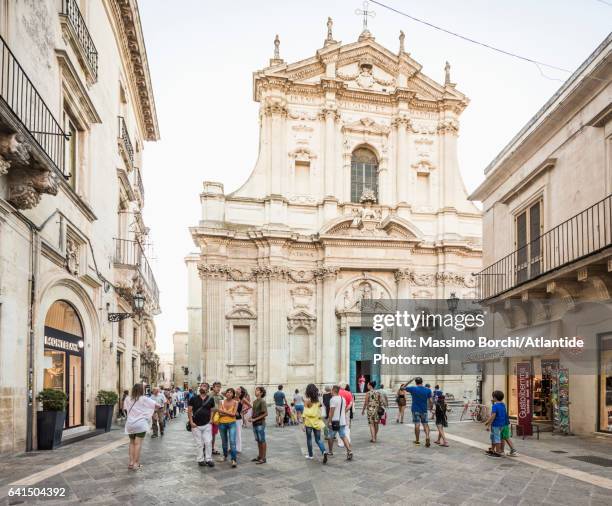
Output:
[{"xmin": 138, "ymin": 0, "xmax": 611, "ymax": 354}]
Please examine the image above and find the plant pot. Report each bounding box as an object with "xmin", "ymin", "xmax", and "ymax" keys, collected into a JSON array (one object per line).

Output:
[
  {"xmin": 95, "ymin": 405, "xmax": 114, "ymax": 432},
  {"xmin": 37, "ymin": 411, "xmax": 66, "ymax": 450}
]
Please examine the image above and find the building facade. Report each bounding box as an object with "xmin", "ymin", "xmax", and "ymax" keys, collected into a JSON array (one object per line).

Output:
[
  {"xmin": 0, "ymin": 0, "xmax": 160, "ymax": 453},
  {"xmin": 157, "ymin": 353, "xmax": 174, "ymax": 389},
  {"xmin": 173, "ymin": 331, "xmax": 189, "ymax": 388},
  {"xmin": 470, "ymin": 35, "xmax": 612, "ymax": 434},
  {"xmin": 189, "ymin": 22, "xmax": 482, "ymax": 394}
]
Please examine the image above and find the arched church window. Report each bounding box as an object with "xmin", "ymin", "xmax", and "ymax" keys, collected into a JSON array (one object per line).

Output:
[
  {"xmin": 291, "ymin": 326, "xmax": 310, "ymax": 364},
  {"xmin": 351, "ymin": 147, "xmax": 378, "ymax": 203}
]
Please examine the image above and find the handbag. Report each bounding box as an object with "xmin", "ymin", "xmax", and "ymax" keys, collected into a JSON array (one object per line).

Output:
[
  {"xmin": 377, "ymin": 393, "xmax": 385, "ymax": 417},
  {"xmin": 212, "ymin": 411, "xmax": 221, "ymax": 425}
]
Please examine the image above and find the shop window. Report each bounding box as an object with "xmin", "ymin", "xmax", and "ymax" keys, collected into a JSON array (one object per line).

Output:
[
  {"xmin": 600, "ymin": 334, "xmax": 612, "ymax": 432},
  {"xmin": 43, "ymin": 301, "xmax": 84, "ymax": 428},
  {"xmin": 233, "ymin": 325, "xmax": 250, "ymax": 364}
]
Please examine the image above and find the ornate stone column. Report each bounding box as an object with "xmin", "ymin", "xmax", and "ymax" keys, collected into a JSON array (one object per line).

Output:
[
  {"xmin": 255, "ymin": 265, "xmax": 288, "ymax": 385},
  {"xmin": 394, "ymin": 268, "xmax": 413, "ymax": 299},
  {"xmin": 198, "ymin": 264, "xmax": 228, "ymax": 382},
  {"xmin": 322, "ymin": 108, "xmax": 338, "ymax": 197},
  {"xmin": 263, "ymin": 97, "xmax": 288, "ymax": 196},
  {"xmin": 317, "ymin": 266, "xmax": 339, "ymax": 384},
  {"xmin": 393, "ymin": 116, "xmax": 410, "ymax": 204},
  {"xmin": 438, "ymin": 118, "xmax": 460, "ymax": 208}
]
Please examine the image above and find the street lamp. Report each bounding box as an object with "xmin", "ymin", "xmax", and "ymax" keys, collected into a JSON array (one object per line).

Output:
[
  {"xmin": 447, "ymin": 292, "xmax": 459, "ymax": 314},
  {"xmin": 108, "ymin": 292, "xmax": 146, "ymax": 322}
]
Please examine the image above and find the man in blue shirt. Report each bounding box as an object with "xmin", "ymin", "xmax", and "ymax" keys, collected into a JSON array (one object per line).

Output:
[
  {"xmin": 405, "ymin": 377, "xmax": 433, "ymax": 447},
  {"xmin": 273, "ymin": 385, "xmax": 287, "ymax": 427}
]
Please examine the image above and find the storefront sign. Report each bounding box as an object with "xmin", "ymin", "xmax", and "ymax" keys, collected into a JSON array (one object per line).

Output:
[
  {"xmin": 44, "ymin": 335, "xmax": 80, "ymax": 353},
  {"xmin": 516, "ymin": 361, "xmax": 533, "ymax": 436}
]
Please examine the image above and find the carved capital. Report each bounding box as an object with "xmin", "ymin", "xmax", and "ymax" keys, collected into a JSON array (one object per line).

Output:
[
  {"xmin": 197, "ymin": 263, "xmax": 231, "ymax": 280},
  {"xmin": 314, "ymin": 266, "xmax": 339, "ymax": 280},
  {"xmin": 437, "ymin": 119, "xmax": 459, "ymax": 135},
  {"xmin": 262, "ymin": 97, "xmax": 288, "ymax": 117},
  {"xmin": 394, "ymin": 268, "xmax": 414, "ymax": 283},
  {"xmin": 392, "ymin": 115, "xmax": 412, "ymax": 129},
  {"xmin": 319, "ymin": 107, "xmax": 340, "ymax": 122}
]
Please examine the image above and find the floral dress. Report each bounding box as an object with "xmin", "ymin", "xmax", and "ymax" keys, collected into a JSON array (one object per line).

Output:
[{"xmin": 366, "ymin": 390, "xmax": 382, "ymax": 424}]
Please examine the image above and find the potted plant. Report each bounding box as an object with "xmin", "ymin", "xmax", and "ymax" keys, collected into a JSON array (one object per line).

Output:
[
  {"xmin": 95, "ymin": 390, "xmax": 119, "ymax": 432},
  {"xmin": 36, "ymin": 389, "xmax": 67, "ymax": 450}
]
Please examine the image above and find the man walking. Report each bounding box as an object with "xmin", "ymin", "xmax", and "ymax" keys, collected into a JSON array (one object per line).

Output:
[
  {"xmin": 405, "ymin": 377, "xmax": 433, "ymax": 447},
  {"xmin": 150, "ymin": 387, "xmax": 166, "ymax": 438},
  {"xmin": 327, "ymin": 385, "xmax": 353, "ymax": 460},
  {"xmin": 188, "ymin": 383, "xmax": 215, "ymax": 467},
  {"xmin": 273, "ymin": 385, "xmax": 287, "ymax": 427}
]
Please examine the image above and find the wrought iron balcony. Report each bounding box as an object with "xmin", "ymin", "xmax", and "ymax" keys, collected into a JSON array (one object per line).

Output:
[
  {"xmin": 118, "ymin": 116, "xmax": 135, "ymax": 170},
  {"xmin": 113, "ymin": 238, "xmax": 160, "ymax": 307},
  {"xmin": 475, "ymin": 194, "xmax": 612, "ymax": 301},
  {"xmin": 61, "ymin": 0, "xmax": 98, "ymax": 80},
  {"xmin": 0, "ymin": 34, "xmax": 68, "ymax": 177}
]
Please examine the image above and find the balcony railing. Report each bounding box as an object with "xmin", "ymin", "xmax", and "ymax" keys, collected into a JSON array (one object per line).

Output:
[
  {"xmin": 113, "ymin": 238, "xmax": 160, "ymax": 305},
  {"xmin": 475, "ymin": 194, "xmax": 612, "ymax": 300},
  {"xmin": 134, "ymin": 167, "xmax": 144, "ymax": 202},
  {"xmin": 118, "ymin": 116, "xmax": 134, "ymax": 169},
  {"xmin": 0, "ymin": 34, "xmax": 68, "ymax": 175},
  {"xmin": 62, "ymin": 0, "xmax": 98, "ymax": 80}
]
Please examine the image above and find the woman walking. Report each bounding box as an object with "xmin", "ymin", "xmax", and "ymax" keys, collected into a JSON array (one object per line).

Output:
[
  {"xmin": 361, "ymin": 381, "xmax": 383, "ymax": 443},
  {"xmin": 434, "ymin": 395, "xmax": 449, "ymax": 446},
  {"xmin": 293, "ymin": 389, "xmax": 305, "ymax": 424},
  {"xmin": 396, "ymin": 384, "xmax": 407, "ymax": 423},
  {"xmin": 302, "ymin": 384, "xmax": 328, "ymax": 464},
  {"xmin": 124, "ymin": 383, "xmax": 163, "ymax": 470},
  {"xmin": 218, "ymin": 388, "xmax": 239, "ymax": 467}
]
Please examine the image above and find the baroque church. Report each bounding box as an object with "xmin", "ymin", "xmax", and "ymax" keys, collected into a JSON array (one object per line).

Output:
[{"xmin": 188, "ymin": 19, "xmax": 482, "ymax": 395}]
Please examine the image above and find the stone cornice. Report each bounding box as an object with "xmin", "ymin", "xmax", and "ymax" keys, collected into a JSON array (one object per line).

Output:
[{"xmin": 107, "ymin": 0, "xmax": 159, "ymax": 141}]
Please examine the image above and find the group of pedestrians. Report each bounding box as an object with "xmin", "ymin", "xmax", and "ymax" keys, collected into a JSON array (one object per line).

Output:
[{"xmin": 122, "ymin": 377, "xmax": 518, "ymax": 471}]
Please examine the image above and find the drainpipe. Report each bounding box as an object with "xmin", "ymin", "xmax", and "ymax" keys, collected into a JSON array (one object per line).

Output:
[{"xmin": 25, "ymin": 225, "xmax": 39, "ymax": 452}]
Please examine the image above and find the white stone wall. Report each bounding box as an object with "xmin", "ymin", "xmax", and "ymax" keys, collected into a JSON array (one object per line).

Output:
[{"xmin": 0, "ymin": 0, "xmax": 159, "ymax": 452}]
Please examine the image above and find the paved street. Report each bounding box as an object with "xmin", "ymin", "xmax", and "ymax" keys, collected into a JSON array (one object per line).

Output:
[{"xmin": 1, "ymin": 408, "xmax": 612, "ymax": 505}]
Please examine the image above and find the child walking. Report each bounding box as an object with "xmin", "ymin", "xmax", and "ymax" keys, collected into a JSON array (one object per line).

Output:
[
  {"xmin": 484, "ymin": 390, "xmax": 507, "ymax": 457},
  {"xmin": 434, "ymin": 394, "xmax": 449, "ymax": 446}
]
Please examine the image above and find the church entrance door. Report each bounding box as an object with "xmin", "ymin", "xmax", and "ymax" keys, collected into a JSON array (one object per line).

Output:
[{"xmin": 349, "ymin": 327, "xmax": 380, "ymax": 392}]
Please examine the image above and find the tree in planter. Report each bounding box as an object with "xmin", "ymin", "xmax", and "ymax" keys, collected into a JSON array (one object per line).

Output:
[
  {"xmin": 36, "ymin": 389, "xmax": 67, "ymax": 411},
  {"xmin": 95, "ymin": 390, "xmax": 119, "ymax": 432},
  {"xmin": 96, "ymin": 390, "xmax": 119, "ymax": 406},
  {"xmin": 36, "ymin": 389, "xmax": 67, "ymax": 450}
]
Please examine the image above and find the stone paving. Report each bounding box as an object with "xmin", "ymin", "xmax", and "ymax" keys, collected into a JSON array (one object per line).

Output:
[{"xmin": 1, "ymin": 408, "xmax": 611, "ymax": 505}]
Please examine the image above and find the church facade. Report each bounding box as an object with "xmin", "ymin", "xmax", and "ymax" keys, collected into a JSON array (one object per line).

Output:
[{"xmin": 189, "ymin": 22, "xmax": 482, "ymax": 395}]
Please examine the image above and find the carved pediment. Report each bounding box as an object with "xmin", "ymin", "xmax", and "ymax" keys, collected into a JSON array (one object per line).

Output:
[
  {"xmin": 342, "ymin": 117, "xmax": 390, "ymax": 136},
  {"xmin": 226, "ymin": 307, "xmax": 256, "ymax": 320},
  {"xmin": 321, "ymin": 213, "xmax": 422, "ymax": 242},
  {"xmin": 287, "ymin": 309, "xmax": 316, "ymax": 332}
]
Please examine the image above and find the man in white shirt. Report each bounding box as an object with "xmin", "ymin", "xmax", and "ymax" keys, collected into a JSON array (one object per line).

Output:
[
  {"xmin": 150, "ymin": 387, "xmax": 166, "ymax": 437},
  {"xmin": 326, "ymin": 385, "xmax": 353, "ymax": 460}
]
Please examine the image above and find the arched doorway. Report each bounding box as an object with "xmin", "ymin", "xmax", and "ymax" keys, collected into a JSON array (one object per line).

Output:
[{"xmin": 43, "ymin": 301, "xmax": 84, "ymax": 428}]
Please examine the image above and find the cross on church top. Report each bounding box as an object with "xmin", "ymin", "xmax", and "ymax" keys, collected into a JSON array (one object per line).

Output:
[{"xmin": 355, "ymin": 0, "xmax": 376, "ymax": 32}]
